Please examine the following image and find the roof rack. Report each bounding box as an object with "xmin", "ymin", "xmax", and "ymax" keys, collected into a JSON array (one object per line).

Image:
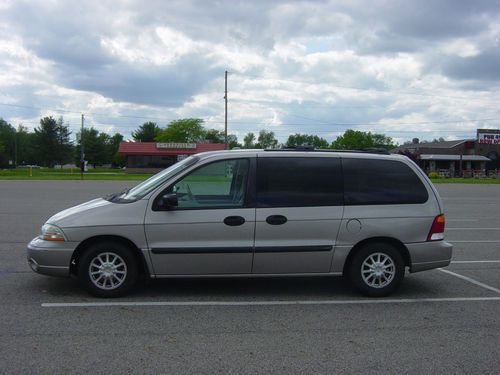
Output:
[{"xmin": 264, "ymin": 146, "xmax": 390, "ymax": 155}]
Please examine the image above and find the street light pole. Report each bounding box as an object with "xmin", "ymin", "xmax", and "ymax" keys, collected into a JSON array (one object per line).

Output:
[
  {"xmin": 224, "ymin": 70, "xmax": 228, "ymax": 149},
  {"xmin": 80, "ymin": 114, "xmax": 84, "ymax": 180}
]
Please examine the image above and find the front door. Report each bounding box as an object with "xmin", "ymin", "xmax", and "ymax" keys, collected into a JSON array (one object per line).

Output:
[
  {"xmin": 252, "ymin": 156, "xmax": 344, "ymax": 273},
  {"xmin": 145, "ymin": 157, "xmax": 255, "ymax": 275}
]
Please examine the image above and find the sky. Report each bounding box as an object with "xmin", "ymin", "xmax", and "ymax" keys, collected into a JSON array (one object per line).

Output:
[{"xmin": 1, "ymin": 0, "xmax": 500, "ymax": 144}]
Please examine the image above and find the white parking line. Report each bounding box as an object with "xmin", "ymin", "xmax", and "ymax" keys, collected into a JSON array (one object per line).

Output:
[
  {"xmin": 449, "ymin": 240, "xmax": 500, "ymax": 243},
  {"xmin": 451, "ymin": 260, "xmax": 500, "ymax": 264},
  {"xmin": 41, "ymin": 297, "xmax": 500, "ymax": 308},
  {"xmin": 442, "ymin": 198, "xmax": 500, "ymax": 203},
  {"xmin": 447, "ymin": 228, "xmax": 500, "ymax": 230},
  {"xmin": 438, "ymin": 269, "xmax": 500, "ymax": 294}
]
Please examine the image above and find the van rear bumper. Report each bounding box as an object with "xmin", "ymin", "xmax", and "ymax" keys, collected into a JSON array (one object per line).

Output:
[{"xmin": 407, "ymin": 240, "xmax": 453, "ymax": 273}]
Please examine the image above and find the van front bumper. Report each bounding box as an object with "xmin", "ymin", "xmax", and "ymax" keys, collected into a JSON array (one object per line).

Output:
[
  {"xmin": 27, "ymin": 237, "xmax": 78, "ymax": 277},
  {"xmin": 408, "ymin": 240, "xmax": 453, "ymax": 273}
]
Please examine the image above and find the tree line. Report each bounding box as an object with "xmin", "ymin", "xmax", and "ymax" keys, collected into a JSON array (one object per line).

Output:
[
  {"xmin": 133, "ymin": 118, "xmax": 397, "ymax": 150},
  {"xmin": 1, "ymin": 116, "xmax": 397, "ymax": 168},
  {"xmin": 0, "ymin": 116, "xmax": 123, "ymax": 168}
]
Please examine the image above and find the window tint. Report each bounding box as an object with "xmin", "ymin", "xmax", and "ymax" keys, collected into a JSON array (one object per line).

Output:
[
  {"xmin": 170, "ymin": 159, "xmax": 249, "ymax": 209},
  {"xmin": 257, "ymin": 157, "xmax": 343, "ymax": 207},
  {"xmin": 343, "ymin": 158, "xmax": 428, "ymax": 205}
]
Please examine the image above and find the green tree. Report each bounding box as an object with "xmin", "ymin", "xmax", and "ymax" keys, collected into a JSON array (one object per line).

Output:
[
  {"xmin": 204, "ymin": 129, "xmax": 240, "ymax": 149},
  {"xmin": 226, "ymin": 134, "xmax": 241, "ymax": 149},
  {"xmin": 15, "ymin": 125, "xmax": 37, "ymax": 165},
  {"xmin": 76, "ymin": 128, "xmax": 125, "ymax": 167},
  {"xmin": 286, "ymin": 133, "xmax": 329, "ymax": 149},
  {"xmin": 204, "ymin": 129, "xmax": 225, "ymax": 143},
  {"xmin": 76, "ymin": 127, "xmax": 106, "ymax": 168},
  {"xmin": 156, "ymin": 118, "xmax": 206, "ymax": 143},
  {"xmin": 420, "ymin": 137, "xmax": 445, "ymax": 144},
  {"xmin": 34, "ymin": 116, "xmax": 73, "ymax": 167},
  {"xmin": 97, "ymin": 132, "xmax": 112, "ymax": 165},
  {"xmin": 331, "ymin": 130, "xmax": 396, "ymax": 150},
  {"xmin": 108, "ymin": 133, "xmax": 125, "ymax": 167},
  {"xmin": 34, "ymin": 117, "xmax": 58, "ymax": 166},
  {"xmin": 0, "ymin": 118, "xmax": 15, "ymax": 166},
  {"xmin": 243, "ymin": 132, "xmax": 256, "ymax": 148},
  {"xmin": 132, "ymin": 122, "xmax": 160, "ymax": 142},
  {"xmin": 257, "ymin": 130, "xmax": 278, "ymax": 149},
  {"xmin": 54, "ymin": 118, "xmax": 73, "ymax": 167},
  {"xmin": 371, "ymin": 133, "xmax": 397, "ymax": 150}
]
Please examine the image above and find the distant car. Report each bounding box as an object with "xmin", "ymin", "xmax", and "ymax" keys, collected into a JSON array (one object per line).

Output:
[
  {"xmin": 18, "ymin": 164, "xmax": 41, "ymax": 168},
  {"xmin": 27, "ymin": 149, "xmax": 452, "ymax": 297}
]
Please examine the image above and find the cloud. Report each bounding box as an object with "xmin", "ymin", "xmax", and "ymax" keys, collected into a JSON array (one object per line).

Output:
[
  {"xmin": 0, "ymin": 0, "xmax": 499, "ymax": 143},
  {"xmin": 53, "ymin": 54, "xmax": 221, "ymax": 107},
  {"xmin": 441, "ymin": 48, "xmax": 500, "ymax": 81}
]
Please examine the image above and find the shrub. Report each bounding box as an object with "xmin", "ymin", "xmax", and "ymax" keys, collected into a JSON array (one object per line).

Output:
[{"xmin": 428, "ymin": 171, "xmax": 439, "ymax": 179}]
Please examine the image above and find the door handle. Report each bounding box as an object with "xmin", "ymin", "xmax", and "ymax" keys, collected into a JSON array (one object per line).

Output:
[
  {"xmin": 266, "ymin": 215, "xmax": 287, "ymax": 225},
  {"xmin": 224, "ymin": 216, "xmax": 246, "ymax": 226}
]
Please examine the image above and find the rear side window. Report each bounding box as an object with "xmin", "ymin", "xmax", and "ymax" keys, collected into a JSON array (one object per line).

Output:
[
  {"xmin": 257, "ymin": 157, "xmax": 343, "ymax": 207},
  {"xmin": 343, "ymin": 158, "xmax": 428, "ymax": 205}
]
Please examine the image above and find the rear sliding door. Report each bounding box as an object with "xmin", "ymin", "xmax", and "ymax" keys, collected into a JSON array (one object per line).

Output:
[{"xmin": 252, "ymin": 156, "xmax": 344, "ymax": 273}]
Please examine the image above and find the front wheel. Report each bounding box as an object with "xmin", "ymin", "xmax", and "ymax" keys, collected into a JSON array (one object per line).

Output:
[
  {"xmin": 349, "ymin": 242, "xmax": 405, "ymax": 297},
  {"xmin": 78, "ymin": 241, "xmax": 138, "ymax": 298}
]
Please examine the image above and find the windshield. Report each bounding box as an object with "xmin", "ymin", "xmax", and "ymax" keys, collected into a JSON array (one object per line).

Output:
[{"xmin": 108, "ymin": 156, "xmax": 199, "ymax": 202}]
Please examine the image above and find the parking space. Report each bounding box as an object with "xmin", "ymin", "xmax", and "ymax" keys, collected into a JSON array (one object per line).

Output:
[{"xmin": 0, "ymin": 181, "xmax": 499, "ymax": 373}]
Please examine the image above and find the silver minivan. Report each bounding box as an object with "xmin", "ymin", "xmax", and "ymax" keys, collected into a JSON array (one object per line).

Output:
[{"xmin": 27, "ymin": 149, "xmax": 452, "ymax": 297}]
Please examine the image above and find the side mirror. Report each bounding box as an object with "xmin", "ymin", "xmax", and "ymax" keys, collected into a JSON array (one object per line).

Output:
[{"xmin": 157, "ymin": 192, "xmax": 178, "ymax": 210}]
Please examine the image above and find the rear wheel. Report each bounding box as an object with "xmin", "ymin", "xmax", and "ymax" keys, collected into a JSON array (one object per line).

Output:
[
  {"xmin": 349, "ymin": 242, "xmax": 405, "ymax": 297},
  {"xmin": 78, "ymin": 241, "xmax": 138, "ymax": 298}
]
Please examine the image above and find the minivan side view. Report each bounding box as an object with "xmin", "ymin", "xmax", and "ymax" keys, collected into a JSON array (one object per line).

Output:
[{"xmin": 27, "ymin": 149, "xmax": 452, "ymax": 297}]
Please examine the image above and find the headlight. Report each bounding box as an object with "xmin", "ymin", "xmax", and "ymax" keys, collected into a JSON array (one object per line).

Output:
[{"xmin": 39, "ymin": 224, "xmax": 66, "ymax": 242}]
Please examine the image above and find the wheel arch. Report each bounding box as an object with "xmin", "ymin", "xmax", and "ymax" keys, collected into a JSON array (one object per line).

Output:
[
  {"xmin": 342, "ymin": 236, "xmax": 411, "ymax": 276},
  {"xmin": 70, "ymin": 235, "xmax": 150, "ymax": 278}
]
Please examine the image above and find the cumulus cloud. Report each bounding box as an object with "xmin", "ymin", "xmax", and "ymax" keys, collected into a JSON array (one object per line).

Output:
[
  {"xmin": 442, "ymin": 48, "xmax": 500, "ymax": 81},
  {"xmin": 0, "ymin": 0, "xmax": 499, "ymax": 142}
]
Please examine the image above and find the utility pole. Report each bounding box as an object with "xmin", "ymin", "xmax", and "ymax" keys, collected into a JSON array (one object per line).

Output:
[
  {"xmin": 80, "ymin": 114, "xmax": 84, "ymax": 180},
  {"xmin": 224, "ymin": 70, "xmax": 228, "ymax": 149}
]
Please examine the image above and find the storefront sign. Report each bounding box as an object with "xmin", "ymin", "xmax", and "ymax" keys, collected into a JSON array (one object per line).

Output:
[
  {"xmin": 156, "ymin": 143, "xmax": 197, "ymax": 149},
  {"xmin": 477, "ymin": 130, "xmax": 500, "ymax": 145}
]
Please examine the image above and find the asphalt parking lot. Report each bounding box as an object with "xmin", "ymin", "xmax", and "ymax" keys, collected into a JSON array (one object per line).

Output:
[{"xmin": 0, "ymin": 181, "xmax": 499, "ymax": 374}]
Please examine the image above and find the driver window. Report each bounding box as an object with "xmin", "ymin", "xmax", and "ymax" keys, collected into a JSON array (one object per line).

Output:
[{"xmin": 171, "ymin": 159, "xmax": 249, "ymax": 209}]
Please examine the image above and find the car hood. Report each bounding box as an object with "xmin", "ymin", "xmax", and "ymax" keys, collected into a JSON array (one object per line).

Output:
[{"xmin": 47, "ymin": 198, "xmax": 148, "ymax": 228}]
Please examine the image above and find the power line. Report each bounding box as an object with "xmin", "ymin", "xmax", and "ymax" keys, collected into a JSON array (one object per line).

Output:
[
  {"xmin": 2, "ymin": 100, "xmax": 499, "ymax": 144},
  {"xmin": 0, "ymin": 102, "xmax": 179, "ymax": 122},
  {"xmin": 6, "ymin": 117, "xmax": 500, "ymax": 132},
  {"xmin": 4, "ymin": 89, "xmax": 500, "ymax": 125},
  {"xmin": 231, "ymin": 72, "xmax": 500, "ymax": 103},
  {"xmin": 3, "ymin": 102, "xmax": 500, "ymax": 127},
  {"xmin": 5, "ymin": 120, "xmax": 481, "ymax": 141}
]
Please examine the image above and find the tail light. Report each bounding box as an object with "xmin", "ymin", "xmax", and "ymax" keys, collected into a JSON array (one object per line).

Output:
[{"xmin": 427, "ymin": 214, "xmax": 445, "ymax": 241}]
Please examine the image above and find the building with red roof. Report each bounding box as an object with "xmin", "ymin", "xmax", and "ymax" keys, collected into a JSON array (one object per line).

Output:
[{"xmin": 118, "ymin": 142, "xmax": 226, "ymax": 172}]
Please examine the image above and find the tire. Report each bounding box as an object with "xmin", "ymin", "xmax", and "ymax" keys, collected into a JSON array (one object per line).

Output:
[
  {"xmin": 78, "ymin": 241, "xmax": 138, "ymax": 298},
  {"xmin": 349, "ymin": 242, "xmax": 405, "ymax": 297}
]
